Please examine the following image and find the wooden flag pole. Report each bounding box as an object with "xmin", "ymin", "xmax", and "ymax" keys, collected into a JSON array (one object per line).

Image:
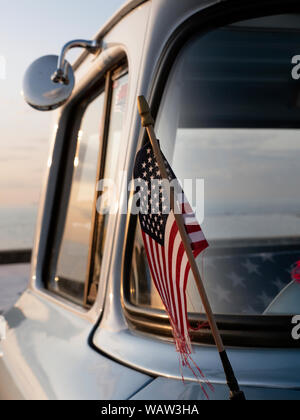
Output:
[{"xmin": 137, "ymin": 96, "xmax": 245, "ymax": 401}]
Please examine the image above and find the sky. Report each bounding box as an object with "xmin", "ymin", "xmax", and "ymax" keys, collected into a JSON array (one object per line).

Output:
[{"xmin": 0, "ymin": 0, "xmax": 125, "ymax": 208}]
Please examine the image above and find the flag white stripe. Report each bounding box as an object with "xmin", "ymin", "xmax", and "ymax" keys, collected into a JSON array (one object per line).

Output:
[
  {"xmin": 183, "ymin": 215, "xmax": 198, "ymax": 225},
  {"xmin": 189, "ymin": 230, "xmax": 206, "ymax": 243}
]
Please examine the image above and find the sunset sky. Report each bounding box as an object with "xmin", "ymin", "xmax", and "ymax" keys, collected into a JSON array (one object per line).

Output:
[{"xmin": 0, "ymin": 0, "xmax": 124, "ymax": 208}]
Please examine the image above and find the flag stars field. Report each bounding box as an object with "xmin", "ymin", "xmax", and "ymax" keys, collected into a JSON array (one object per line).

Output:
[
  {"xmin": 273, "ymin": 277, "xmax": 287, "ymax": 292},
  {"xmin": 214, "ymin": 284, "xmax": 231, "ymax": 303},
  {"xmin": 260, "ymin": 253, "xmax": 275, "ymax": 263},
  {"xmin": 227, "ymin": 272, "xmax": 246, "ymax": 288},
  {"xmin": 243, "ymin": 259, "xmax": 261, "ymax": 275},
  {"xmin": 258, "ymin": 291, "xmax": 273, "ymax": 307}
]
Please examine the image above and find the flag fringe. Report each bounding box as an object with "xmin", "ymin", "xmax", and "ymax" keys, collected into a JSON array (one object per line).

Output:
[
  {"xmin": 169, "ymin": 318, "xmax": 214, "ymax": 399},
  {"xmin": 189, "ymin": 321, "xmax": 209, "ymax": 331}
]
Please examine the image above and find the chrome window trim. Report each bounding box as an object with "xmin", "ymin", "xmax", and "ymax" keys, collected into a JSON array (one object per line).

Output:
[
  {"xmin": 72, "ymin": 0, "xmax": 150, "ymax": 71},
  {"xmin": 93, "ymin": 326, "xmax": 300, "ymax": 389}
]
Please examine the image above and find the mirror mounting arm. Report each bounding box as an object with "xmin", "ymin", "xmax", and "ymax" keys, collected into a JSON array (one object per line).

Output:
[{"xmin": 51, "ymin": 39, "xmax": 101, "ymax": 84}]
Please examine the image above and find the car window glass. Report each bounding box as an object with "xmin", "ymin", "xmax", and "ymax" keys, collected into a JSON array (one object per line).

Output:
[{"xmin": 52, "ymin": 93, "xmax": 105, "ymax": 304}]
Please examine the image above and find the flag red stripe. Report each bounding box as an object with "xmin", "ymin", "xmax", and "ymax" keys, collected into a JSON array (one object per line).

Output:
[
  {"xmin": 192, "ymin": 240, "xmax": 208, "ymax": 253},
  {"xmin": 167, "ymin": 220, "xmax": 180, "ymax": 327},
  {"xmin": 175, "ymin": 241, "xmax": 187, "ymax": 339},
  {"xmin": 186, "ymin": 224, "xmax": 202, "ymax": 234},
  {"xmin": 160, "ymin": 240, "xmax": 170, "ymax": 314},
  {"xmin": 184, "ymin": 260, "xmax": 191, "ymax": 330}
]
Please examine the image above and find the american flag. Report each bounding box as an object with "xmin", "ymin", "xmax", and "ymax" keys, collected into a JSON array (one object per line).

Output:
[{"xmin": 134, "ymin": 141, "xmax": 209, "ymax": 368}]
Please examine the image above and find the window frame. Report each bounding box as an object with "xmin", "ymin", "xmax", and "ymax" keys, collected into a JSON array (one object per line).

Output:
[
  {"xmin": 40, "ymin": 51, "xmax": 128, "ymax": 310},
  {"xmin": 84, "ymin": 65, "xmax": 129, "ymax": 307},
  {"xmin": 121, "ymin": 0, "xmax": 300, "ymax": 348},
  {"xmin": 48, "ymin": 85, "xmax": 107, "ymax": 306}
]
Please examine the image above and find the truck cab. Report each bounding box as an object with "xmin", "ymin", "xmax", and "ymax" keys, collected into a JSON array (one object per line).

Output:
[{"xmin": 1, "ymin": 0, "xmax": 300, "ymax": 400}]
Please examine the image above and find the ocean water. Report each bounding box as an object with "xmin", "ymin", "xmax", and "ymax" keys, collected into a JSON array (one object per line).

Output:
[
  {"xmin": 0, "ymin": 264, "xmax": 30, "ymax": 314},
  {"xmin": 0, "ymin": 206, "xmax": 38, "ymax": 251}
]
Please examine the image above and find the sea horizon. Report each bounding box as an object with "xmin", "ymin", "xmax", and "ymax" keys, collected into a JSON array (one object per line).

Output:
[{"xmin": 0, "ymin": 206, "xmax": 38, "ymax": 251}]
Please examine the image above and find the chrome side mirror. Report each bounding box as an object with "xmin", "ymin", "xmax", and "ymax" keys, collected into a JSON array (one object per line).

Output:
[
  {"xmin": 23, "ymin": 55, "xmax": 75, "ymax": 111},
  {"xmin": 23, "ymin": 40, "xmax": 101, "ymax": 111}
]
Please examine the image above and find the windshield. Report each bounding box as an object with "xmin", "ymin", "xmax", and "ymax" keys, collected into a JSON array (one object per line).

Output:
[{"xmin": 129, "ymin": 14, "xmax": 300, "ymax": 316}]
